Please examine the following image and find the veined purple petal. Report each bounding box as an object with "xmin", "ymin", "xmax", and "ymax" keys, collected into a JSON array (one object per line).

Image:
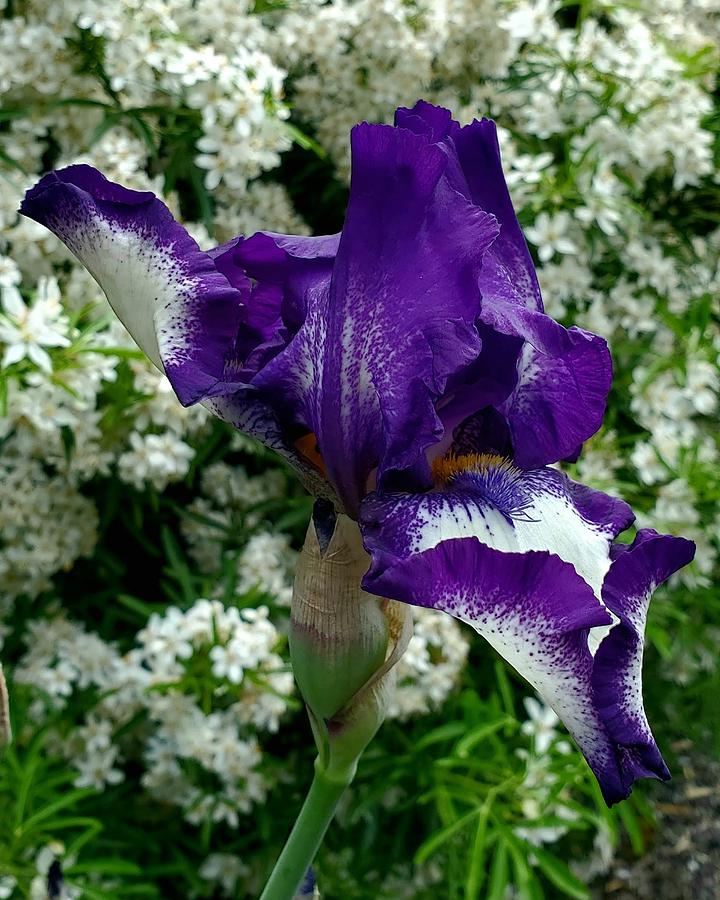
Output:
[
  {"xmin": 213, "ymin": 232, "xmax": 339, "ymax": 335},
  {"xmin": 592, "ymin": 529, "xmax": 695, "ymax": 790},
  {"xmin": 393, "ymin": 103, "xmax": 610, "ymax": 467},
  {"xmin": 480, "ymin": 302, "xmax": 612, "ymax": 467},
  {"xmin": 252, "ymin": 122, "xmax": 499, "ymax": 514},
  {"xmin": 450, "ymin": 117, "xmax": 543, "ymax": 311},
  {"xmin": 212, "ymin": 232, "xmax": 338, "ymax": 382},
  {"xmin": 394, "ymin": 101, "xmax": 453, "ymax": 139},
  {"xmin": 20, "ymin": 166, "xmax": 247, "ymax": 406}
]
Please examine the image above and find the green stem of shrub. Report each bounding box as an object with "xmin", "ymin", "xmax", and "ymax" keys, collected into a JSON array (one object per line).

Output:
[{"xmin": 259, "ymin": 758, "xmax": 355, "ymax": 900}]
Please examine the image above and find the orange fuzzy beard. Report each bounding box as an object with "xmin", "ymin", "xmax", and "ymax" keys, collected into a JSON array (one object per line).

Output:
[{"xmin": 431, "ymin": 452, "xmax": 518, "ymax": 486}]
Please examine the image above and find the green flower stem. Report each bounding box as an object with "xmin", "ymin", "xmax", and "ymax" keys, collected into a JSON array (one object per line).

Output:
[{"xmin": 259, "ymin": 758, "xmax": 355, "ymax": 900}]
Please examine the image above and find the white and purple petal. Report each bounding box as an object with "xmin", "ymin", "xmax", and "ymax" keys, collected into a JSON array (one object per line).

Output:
[
  {"xmin": 361, "ymin": 462, "xmax": 694, "ymax": 803},
  {"xmin": 21, "ymin": 165, "xmax": 247, "ymax": 406},
  {"xmin": 362, "ymin": 463, "xmax": 633, "ymax": 598},
  {"xmin": 364, "ymin": 536, "xmax": 632, "ymax": 803},
  {"xmin": 592, "ymin": 529, "xmax": 695, "ymax": 789},
  {"xmin": 20, "ymin": 166, "xmax": 342, "ymax": 495}
]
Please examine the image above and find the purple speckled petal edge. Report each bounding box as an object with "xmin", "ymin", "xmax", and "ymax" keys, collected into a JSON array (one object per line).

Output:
[{"xmin": 21, "ymin": 165, "xmax": 246, "ymax": 406}]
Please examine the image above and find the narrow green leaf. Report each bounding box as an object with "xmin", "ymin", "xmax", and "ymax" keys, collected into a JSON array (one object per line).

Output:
[
  {"xmin": 455, "ymin": 717, "xmax": 514, "ymax": 758},
  {"xmin": 616, "ymin": 800, "xmax": 645, "ymax": 855},
  {"xmin": 415, "ymin": 721, "xmax": 468, "ymax": 752},
  {"xmin": 283, "ymin": 122, "xmax": 327, "ymax": 157},
  {"xmin": 69, "ymin": 859, "xmax": 143, "ymax": 875},
  {"xmin": 494, "ymin": 660, "xmax": 517, "ymax": 722},
  {"xmin": 160, "ymin": 525, "xmax": 197, "ymax": 604},
  {"xmin": 414, "ymin": 806, "xmax": 482, "ymax": 865},
  {"xmin": 117, "ymin": 593, "xmax": 156, "ymax": 620},
  {"xmin": 487, "ymin": 840, "xmax": 509, "ymax": 900},
  {"xmin": 464, "ymin": 796, "xmax": 494, "ymax": 898},
  {"xmin": 529, "ymin": 845, "xmax": 589, "ymax": 899},
  {"xmin": 18, "ymin": 788, "xmax": 97, "ymax": 835}
]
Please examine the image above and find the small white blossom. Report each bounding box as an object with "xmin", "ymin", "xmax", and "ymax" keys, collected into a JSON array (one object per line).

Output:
[
  {"xmin": 0, "ymin": 278, "xmax": 70, "ymax": 371},
  {"xmin": 524, "ymin": 212, "xmax": 579, "ymax": 262}
]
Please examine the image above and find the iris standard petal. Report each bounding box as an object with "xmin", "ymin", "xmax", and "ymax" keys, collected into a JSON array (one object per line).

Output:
[
  {"xmin": 393, "ymin": 103, "xmax": 611, "ymax": 467},
  {"xmin": 363, "ymin": 536, "xmax": 635, "ymax": 804},
  {"xmin": 450, "ymin": 116, "xmax": 544, "ymax": 311},
  {"xmin": 592, "ymin": 529, "xmax": 695, "ymax": 790},
  {"xmin": 320, "ymin": 123, "xmax": 499, "ymax": 511},
  {"xmin": 20, "ymin": 165, "xmax": 247, "ymax": 406},
  {"xmin": 479, "ymin": 302, "xmax": 613, "ymax": 467},
  {"xmin": 396, "ymin": 103, "xmax": 543, "ymax": 311},
  {"xmin": 251, "ymin": 122, "xmax": 500, "ymax": 514}
]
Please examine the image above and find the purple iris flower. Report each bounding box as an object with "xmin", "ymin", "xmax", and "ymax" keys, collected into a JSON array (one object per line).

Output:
[{"xmin": 21, "ymin": 100, "xmax": 694, "ymax": 805}]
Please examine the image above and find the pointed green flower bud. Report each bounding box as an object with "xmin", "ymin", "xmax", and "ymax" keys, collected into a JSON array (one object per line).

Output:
[{"xmin": 290, "ymin": 502, "xmax": 411, "ymax": 780}]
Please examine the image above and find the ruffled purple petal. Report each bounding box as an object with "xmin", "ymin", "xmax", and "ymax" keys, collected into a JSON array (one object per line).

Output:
[
  {"xmin": 254, "ymin": 122, "xmax": 499, "ymax": 514},
  {"xmin": 21, "ymin": 165, "xmax": 247, "ymax": 406},
  {"xmin": 394, "ymin": 101, "xmax": 454, "ymax": 142},
  {"xmin": 19, "ymin": 165, "xmax": 344, "ymax": 495},
  {"xmin": 396, "ymin": 103, "xmax": 542, "ymax": 311},
  {"xmin": 213, "ymin": 232, "xmax": 339, "ymax": 335},
  {"xmin": 450, "ymin": 117, "xmax": 543, "ymax": 312},
  {"xmin": 479, "ymin": 302, "xmax": 612, "ymax": 466},
  {"xmin": 392, "ymin": 103, "xmax": 610, "ymax": 467},
  {"xmin": 592, "ymin": 529, "xmax": 695, "ymax": 790},
  {"xmin": 210, "ymin": 232, "xmax": 338, "ymax": 384}
]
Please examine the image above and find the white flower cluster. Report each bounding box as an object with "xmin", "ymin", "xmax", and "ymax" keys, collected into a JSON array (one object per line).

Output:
[
  {"xmin": 199, "ymin": 853, "xmax": 249, "ymax": 898},
  {"xmin": 14, "ymin": 599, "xmax": 294, "ymax": 825},
  {"xmin": 0, "ymin": 455, "xmax": 98, "ymax": 610},
  {"xmin": 514, "ymin": 697, "xmax": 580, "ymax": 847},
  {"xmin": 181, "ymin": 461, "xmax": 290, "ymax": 572},
  {"xmin": 276, "ymin": 0, "xmax": 513, "ymax": 172},
  {"xmin": 0, "ymin": 270, "xmax": 209, "ymax": 600},
  {"xmin": 387, "ymin": 609, "xmax": 469, "ymax": 720},
  {"xmin": 0, "ymin": 0, "xmax": 308, "ymax": 602},
  {"xmin": 0, "ymin": 0, "xmax": 292, "ymax": 198},
  {"xmin": 236, "ymin": 532, "xmax": 297, "ymax": 607}
]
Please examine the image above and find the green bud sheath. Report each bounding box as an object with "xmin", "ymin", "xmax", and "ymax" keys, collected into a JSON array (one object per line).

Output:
[
  {"xmin": 289, "ymin": 504, "xmax": 412, "ymax": 775},
  {"xmin": 261, "ymin": 505, "xmax": 412, "ymax": 900}
]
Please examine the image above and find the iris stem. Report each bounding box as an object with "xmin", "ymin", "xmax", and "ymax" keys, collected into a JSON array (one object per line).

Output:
[{"xmin": 259, "ymin": 758, "xmax": 355, "ymax": 900}]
